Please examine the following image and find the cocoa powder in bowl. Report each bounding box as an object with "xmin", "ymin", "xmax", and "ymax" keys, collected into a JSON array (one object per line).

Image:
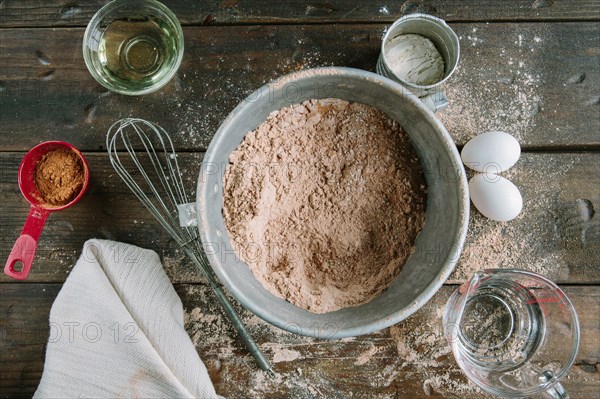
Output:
[
  {"xmin": 223, "ymin": 99, "xmax": 427, "ymax": 313},
  {"xmin": 34, "ymin": 148, "xmax": 85, "ymax": 206}
]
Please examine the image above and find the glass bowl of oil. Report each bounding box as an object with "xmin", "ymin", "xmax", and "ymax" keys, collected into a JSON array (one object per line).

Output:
[{"xmin": 83, "ymin": 0, "xmax": 184, "ymax": 95}]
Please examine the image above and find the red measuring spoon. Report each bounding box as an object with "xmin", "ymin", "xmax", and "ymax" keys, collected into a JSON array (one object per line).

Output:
[{"xmin": 4, "ymin": 141, "xmax": 90, "ymax": 280}]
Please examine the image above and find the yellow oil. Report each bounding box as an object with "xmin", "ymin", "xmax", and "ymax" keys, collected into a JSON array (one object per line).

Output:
[{"xmin": 97, "ymin": 16, "xmax": 180, "ymax": 91}]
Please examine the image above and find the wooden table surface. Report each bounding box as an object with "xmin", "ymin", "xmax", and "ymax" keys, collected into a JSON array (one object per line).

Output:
[{"xmin": 1, "ymin": 1, "xmax": 599, "ymax": 398}]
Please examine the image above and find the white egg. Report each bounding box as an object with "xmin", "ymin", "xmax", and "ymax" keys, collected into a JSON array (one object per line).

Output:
[
  {"xmin": 461, "ymin": 131, "xmax": 521, "ymax": 173},
  {"xmin": 469, "ymin": 174, "xmax": 523, "ymax": 222}
]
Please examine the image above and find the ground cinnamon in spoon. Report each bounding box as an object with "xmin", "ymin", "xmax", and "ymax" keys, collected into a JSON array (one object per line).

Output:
[{"xmin": 35, "ymin": 148, "xmax": 85, "ymax": 206}]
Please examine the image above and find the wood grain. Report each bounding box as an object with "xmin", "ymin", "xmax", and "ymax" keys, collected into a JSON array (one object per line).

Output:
[
  {"xmin": 0, "ymin": 152, "xmax": 598, "ymax": 285},
  {"xmin": 1, "ymin": 283, "xmax": 597, "ymax": 398},
  {"xmin": 0, "ymin": 0, "xmax": 598, "ymax": 28},
  {"xmin": 1, "ymin": 2, "xmax": 599, "ymax": 398},
  {"xmin": 0, "ymin": 23, "xmax": 598, "ymax": 151}
]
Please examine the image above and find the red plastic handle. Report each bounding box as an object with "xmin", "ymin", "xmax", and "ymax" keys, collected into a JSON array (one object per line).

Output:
[{"xmin": 4, "ymin": 206, "xmax": 50, "ymax": 280}]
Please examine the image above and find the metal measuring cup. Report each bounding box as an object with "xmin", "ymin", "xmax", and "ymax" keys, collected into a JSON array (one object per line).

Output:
[
  {"xmin": 4, "ymin": 141, "xmax": 90, "ymax": 280},
  {"xmin": 377, "ymin": 13, "xmax": 460, "ymax": 112}
]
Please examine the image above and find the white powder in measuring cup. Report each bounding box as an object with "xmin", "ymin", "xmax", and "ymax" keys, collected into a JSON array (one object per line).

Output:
[{"xmin": 385, "ymin": 34, "xmax": 445, "ymax": 86}]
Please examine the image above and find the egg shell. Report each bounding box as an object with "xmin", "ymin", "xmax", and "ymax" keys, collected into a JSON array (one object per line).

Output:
[
  {"xmin": 469, "ymin": 174, "xmax": 523, "ymax": 222},
  {"xmin": 461, "ymin": 131, "xmax": 521, "ymax": 173}
]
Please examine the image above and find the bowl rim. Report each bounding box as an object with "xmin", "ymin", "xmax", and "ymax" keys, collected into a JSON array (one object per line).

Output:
[
  {"xmin": 82, "ymin": 0, "xmax": 185, "ymax": 96},
  {"xmin": 197, "ymin": 66, "xmax": 469, "ymax": 337}
]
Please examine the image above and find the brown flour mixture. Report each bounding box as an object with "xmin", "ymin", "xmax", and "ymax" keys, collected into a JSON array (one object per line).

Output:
[
  {"xmin": 223, "ymin": 99, "xmax": 426, "ymax": 313},
  {"xmin": 35, "ymin": 148, "xmax": 85, "ymax": 206}
]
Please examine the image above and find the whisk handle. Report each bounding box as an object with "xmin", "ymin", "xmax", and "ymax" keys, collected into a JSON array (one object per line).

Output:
[{"xmin": 209, "ymin": 281, "xmax": 275, "ymax": 375}]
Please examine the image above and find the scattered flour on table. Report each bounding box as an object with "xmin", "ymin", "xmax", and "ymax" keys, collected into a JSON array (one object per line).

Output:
[
  {"xmin": 249, "ymin": 370, "xmax": 327, "ymax": 398},
  {"xmin": 451, "ymin": 153, "xmax": 586, "ymax": 283},
  {"xmin": 264, "ymin": 343, "xmax": 301, "ymax": 363},
  {"xmin": 182, "ymin": 284, "xmax": 492, "ymax": 397},
  {"xmin": 438, "ymin": 73, "xmax": 541, "ymax": 146},
  {"xmin": 389, "ymin": 307, "xmax": 487, "ymax": 397},
  {"xmin": 438, "ymin": 30, "xmax": 545, "ymax": 146},
  {"xmin": 379, "ymin": 5, "xmax": 390, "ymax": 15},
  {"xmin": 184, "ymin": 306, "xmax": 235, "ymax": 357},
  {"xmin": 354, "ymin": 344, "xmax": 380, "ymax": 366},
  {"xmin": 170, "ymin": 49, "xmax": 337, "ymax": 150},
  {"xmin": 422, "ymin": 373, "xmax": 482, "ymax": 397}
]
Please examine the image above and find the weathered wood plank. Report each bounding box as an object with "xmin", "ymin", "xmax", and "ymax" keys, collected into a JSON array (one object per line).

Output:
[
  {"xmin": 1, "ymin": 283, "xmax": 598, "ymax": 398},
  {"xmin": 0, "ymin": 152, "xmax": 598, "ymax": 284},
  {"xmin": 0, "ymin": 0, "xmax": 598, "ymax": 28},
  {"xmin": 0, "ymin": 23, "xmax": 598, "ymax": 151}
]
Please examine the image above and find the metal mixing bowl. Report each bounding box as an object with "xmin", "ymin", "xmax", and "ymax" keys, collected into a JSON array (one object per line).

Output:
[{"xmin": 197, "ymin": 67, "xmax": 469, "ymax": 338}]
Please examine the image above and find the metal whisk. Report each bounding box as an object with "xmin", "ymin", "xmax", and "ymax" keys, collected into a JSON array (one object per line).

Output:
[{"xmin": 106, "ymin": 118, "xmax": 273, "ymax": 374}]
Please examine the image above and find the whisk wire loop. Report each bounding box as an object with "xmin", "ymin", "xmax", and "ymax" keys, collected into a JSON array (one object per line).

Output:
[{"xmin": 106, "ymin": 118, "xmax": 274, "ymax": 375}]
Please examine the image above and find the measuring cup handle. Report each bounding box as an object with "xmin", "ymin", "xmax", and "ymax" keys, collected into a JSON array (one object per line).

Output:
[
  {"xmin": 542, "ymin": 382, "xmax": 569, "ymax": 399},
  {"xmin": 4, "ymin": 206, "xmax": 50, "ymax": 280},
  {"xmin": 420, "ymin": 91, "xmax": 449, "ymax": 113}
]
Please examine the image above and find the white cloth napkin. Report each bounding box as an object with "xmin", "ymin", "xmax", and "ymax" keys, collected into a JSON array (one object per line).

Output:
[{"xmin": 35, "ymin": 239, "xmax": 221, "ymax": 398}]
